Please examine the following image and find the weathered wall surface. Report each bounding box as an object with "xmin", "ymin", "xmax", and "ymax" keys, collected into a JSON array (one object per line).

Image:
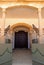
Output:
[
  {"xmin": 32, "ymin": 44, "xmax": 44, "ymax": 65},
  {"xmin": 0, "ymin": 44, "xmax": 12, "ymax": 65}
]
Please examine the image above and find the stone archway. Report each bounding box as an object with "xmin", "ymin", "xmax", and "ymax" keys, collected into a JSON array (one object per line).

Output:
[
  {"xmin": 11, "ymin": 23, "xmax": 32, "ymax": 31},
  {"xmin": 10, "ymin": 23, "xmax": 33, "ymax": 49}
]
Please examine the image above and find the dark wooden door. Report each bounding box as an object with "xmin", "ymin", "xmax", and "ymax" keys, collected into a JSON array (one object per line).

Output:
[{"xmin": 15, "ymin": 31, "xmax": 28, "ymax": 48}]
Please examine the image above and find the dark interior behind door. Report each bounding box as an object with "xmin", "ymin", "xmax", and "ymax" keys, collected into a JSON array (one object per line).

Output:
[{"xmin": 15, "ymin": 31, "xmax": 28, "ymax": 48}]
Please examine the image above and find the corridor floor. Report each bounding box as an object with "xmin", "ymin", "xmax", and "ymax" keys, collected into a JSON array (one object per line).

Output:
[{"xmin": 12, "ymin": 49, "xmax": 32, "ymax": 65}]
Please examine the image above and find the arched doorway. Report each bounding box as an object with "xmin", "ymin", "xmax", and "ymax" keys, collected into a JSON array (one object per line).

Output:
[{"xmin": 11, "ymin": 23, "xmax": 33, "ymax": 49}]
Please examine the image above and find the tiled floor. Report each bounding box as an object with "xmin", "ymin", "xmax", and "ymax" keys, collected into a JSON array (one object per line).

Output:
[{"xmin": 12, "ymin": 48, "xmax": 32, "ymax": 65}]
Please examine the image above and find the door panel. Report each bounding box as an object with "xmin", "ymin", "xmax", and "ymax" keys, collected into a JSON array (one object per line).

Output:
[{"xmin": 15, "ymin": 31, "xmax": 28, "ymax": 48}]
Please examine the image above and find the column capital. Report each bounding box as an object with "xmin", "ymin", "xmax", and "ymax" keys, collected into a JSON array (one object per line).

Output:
[
  {"xmin": 2, "ymin": 8, "xmax": 6, "ymax": 13},
  {"xmin": 38, "ymin": 8, "xmax": 41, "ymax": 12},
  {"xmin": 2, "ymin": 8, "xmax": 7, "ymax": 18},
  {"xmin": 38, "ymin": 8, "xmax": 42, "ymax": 21}
]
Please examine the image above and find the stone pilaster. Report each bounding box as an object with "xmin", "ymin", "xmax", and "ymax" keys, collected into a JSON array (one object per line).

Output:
[
  {"xmin": 38, "ymin": 8, "xmax": 43, "ymax": 44},
  {"xmin": 1, "ymin": 8, "xmax": 6, "ymax": 44}
]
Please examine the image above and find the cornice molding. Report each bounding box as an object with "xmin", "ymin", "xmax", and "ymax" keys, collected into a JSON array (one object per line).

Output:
[
  {"xmin": 0, "ymin": 0, "xmax": 44, "ymax": 2},
  {"xmin": 0, "ymin": 2, "xmax": 44, "ymax": 9}
]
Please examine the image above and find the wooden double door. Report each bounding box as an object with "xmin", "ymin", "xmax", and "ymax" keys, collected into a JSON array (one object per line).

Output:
[{"xmin": 15, "ymin": 31, "xmax": 28, "ymax": 48}]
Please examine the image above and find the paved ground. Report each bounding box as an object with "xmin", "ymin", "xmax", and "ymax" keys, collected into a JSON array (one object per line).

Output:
[{"xmin": 12, "ymin": 48, "xmax": 32, "ymax": 65}]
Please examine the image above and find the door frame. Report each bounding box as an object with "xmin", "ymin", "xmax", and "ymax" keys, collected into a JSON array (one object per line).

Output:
[{"xmin": 12, "ymin": 31, "xmax": 31, "ymax": 49}]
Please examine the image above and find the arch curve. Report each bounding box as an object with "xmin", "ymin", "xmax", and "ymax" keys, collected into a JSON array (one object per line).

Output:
[
  {"xmin": 11, "ymin": 23, "xmax": 33, "ymax": 31},
  {"xmin": 7, "ymin": 5, "xmax": 38, "ymax": 10}
]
